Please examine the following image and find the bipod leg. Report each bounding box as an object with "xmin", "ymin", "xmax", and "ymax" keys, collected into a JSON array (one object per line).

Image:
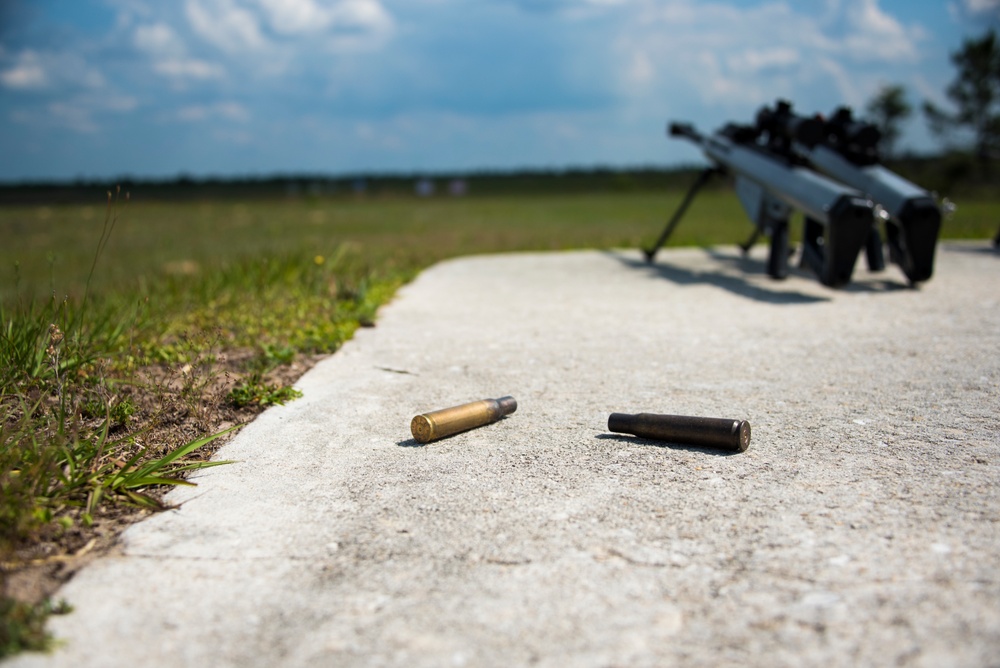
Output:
[
  {"xmin": 766, "ymin": 220, "xmax": 790, "ymax": 279},
  {"xmin": 865, "ymin": 224, "xmax": 886, "ymax": 272},
  {"xmin": 644, "ymin": 167, "xmax": 717, "ymax": 262},
  {"xmin": 739, "ymin": 227, "xmax": 762, "ymax": 255}
]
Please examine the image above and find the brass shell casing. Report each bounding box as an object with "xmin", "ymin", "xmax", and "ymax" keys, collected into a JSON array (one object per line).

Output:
[
  {"xmin": 608, "ymin": 412, "xmax": 751, "ymax": 452},
  {"xmin": 411, "ymin": 396, "xmax": 517, "ymax": 443}
]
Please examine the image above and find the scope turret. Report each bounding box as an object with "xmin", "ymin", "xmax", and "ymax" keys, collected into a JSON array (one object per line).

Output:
[
  {"xmin": 755, "ymin": 100, "xmax": 825, "ymax": 148},
  {"xmin": 823, "ymin": 107, "xmax": 881, "ymax": 165}
]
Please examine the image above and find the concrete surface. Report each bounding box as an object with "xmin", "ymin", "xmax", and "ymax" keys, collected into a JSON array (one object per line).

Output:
[{"xmin": 10, "ymin": 243, "xmax": 1000, "ymax": 668}]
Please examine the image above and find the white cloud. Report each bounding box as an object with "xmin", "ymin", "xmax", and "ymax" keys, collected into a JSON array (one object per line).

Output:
[
  {"xmin": 817, "ymin": 57, "xmax": 865, "ymax": 109},
  {"xmin": 176, "ymin": 0, "xmax": 395, "ymax": 82},
  {"xmin": 155, "ymin": 59, "xmax": 225, "ymax": 79},
  {"xmin": 726, "ymin": 47, "xmax": 800, "ymax": 75},
  {"xmin": 625, "ymin": 51, "xmax": 654, "ymax": 87},
  {"xmin": 610, "ymin": 0, "xmax": 926, "ymax": 112},
  {"xmin": 0, "ymin": 49, "xmax": 106, "ymax": 91},
  {"xmin": 185, "ymin": 0, "xmax": 268, "ymax": 53},
  {"xmin": 612, "ymin": 1, "xmax": 814, "ymax": 105},
  {"xmin": 11, "ymin": 92, "xmax": 139, "ymax": 133},
  {"xmin": 181, "ymin": 0, "xmax": 394, "ymax": 50},
  {"xmin": 327, "ymin": 0, "xmax": 394, "ymax": 33},
  {"xmin": 965, "ymin": 0, "xmax": 1000, "ymax": 12},
  {"xmin": 176, "ymin": 101, "xmax": 250, "ymax": 122},
  {"xmin": 254, "ymin": 0, "xmax": 330, "ymax": 34},
  {"xmin": 0, "ymin": 0, "xmax": 959, "ymax": 177},
  {"xmin": 134, "ymin": 22, "xmax": 226, "ymax": 81},
  {"xmin": 134, "ymin": 23, "xmax": 186, "ymax": 56},
  {"xmin": 0, "ymin": 51, "xmax": 48, "ymax": 89},
  {"xmin": 254, "ymin": 0, "xmax": 392, "ymax": 36},
  {"xmin": 105, "ymin": 0, "xmax": 157, "ymax": 24},
  {"xmin": 502, "ymin": 0, "xmax": 630, "ymax": 14},
  {"xmin": 693, "ymin": 50, "xmax": 769, "ymax": 105},
  {"xmin": 840, "ymin": 0, "xmax": 920, "ymax": 62},
  {"xmin": 947, "ymin": 0, "xmax": 999, "ymax": 23}
]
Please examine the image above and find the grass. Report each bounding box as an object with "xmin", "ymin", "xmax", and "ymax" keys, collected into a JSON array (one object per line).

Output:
[
  {"xmin": 227, "ymin": 345, "xmax": 304, "ymax": 408},
  {"xmin": 0, "ymin": 184, "xmax": 997, "ymax": 656},
  {"xmin": 0, "ymin": 191, "xmax": 747, "ymax": 302},
  {"xmin": 5, "ymin": 188, "xmax": 994, "ymax": 304},
  {"xmin": 1, "ymin": 597, "xmax": 71, "ymax": 656}
]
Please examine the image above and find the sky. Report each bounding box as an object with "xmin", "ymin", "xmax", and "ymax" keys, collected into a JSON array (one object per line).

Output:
[{"xmin": 0, "ymin": 0, "xmax": 997, "ymax": 182}]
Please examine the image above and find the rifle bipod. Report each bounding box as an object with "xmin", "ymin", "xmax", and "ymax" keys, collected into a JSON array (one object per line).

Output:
[
  {"xmin": 644, "ymin": 165, "xmax": 791, "ymax": 281},
  {"xmin": 644, "ymin": 167, "xmax": 719, "ymax": 263}
]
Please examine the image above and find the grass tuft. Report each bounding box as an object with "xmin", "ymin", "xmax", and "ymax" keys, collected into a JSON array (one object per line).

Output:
[
  {"xmin": 227, "ymin": 376, "xmax": 302, "ymax": 408},
  {"xmin": 0, "ymin": 597, "xmax": 72, "ymax": 657}
]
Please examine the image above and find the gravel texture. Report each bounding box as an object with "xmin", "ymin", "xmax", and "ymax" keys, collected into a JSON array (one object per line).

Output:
[{"xmin": 11, "ymin": 243, "xmax": 1000, "ymax": 668}]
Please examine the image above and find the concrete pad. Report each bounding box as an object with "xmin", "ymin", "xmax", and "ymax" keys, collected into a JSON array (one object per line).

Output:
[{"xmin": 10, "ymin": 243, "xmax": 1000, "ymax": 668}]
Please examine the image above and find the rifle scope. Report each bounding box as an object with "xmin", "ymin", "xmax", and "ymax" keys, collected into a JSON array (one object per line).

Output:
[{"xmin": 755, "ymin": 100, "xmax": 825, "ymax": 148}]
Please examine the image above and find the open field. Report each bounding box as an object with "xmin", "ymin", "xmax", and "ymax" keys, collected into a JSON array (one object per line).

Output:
[
  {"xmin": 3, "ymin": 189, "xmax": 997, "ymax": 303},
  {"xmin": 1, "ymin": 187, "xmax": 998, "ymax": 655},
  {"xmin": 2, "ymin": 191, "xmax": 738, "ymax": 302}
]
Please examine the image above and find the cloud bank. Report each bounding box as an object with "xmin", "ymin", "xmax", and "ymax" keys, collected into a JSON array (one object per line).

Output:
[{"xmin": 0, "ymin": 0, "xmax": 988, "ymax": 179}]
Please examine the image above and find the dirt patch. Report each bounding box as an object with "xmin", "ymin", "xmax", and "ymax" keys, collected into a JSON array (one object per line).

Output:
[{"xmin": 2, "ymin": 348, "xmax": 327, "ymax": 606}]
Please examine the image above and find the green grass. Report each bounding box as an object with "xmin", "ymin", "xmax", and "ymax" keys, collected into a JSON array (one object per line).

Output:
[
  {"xmin": 941, "ymin": 198, "xmax": 1000, "ymax": 240},
  {"xmin": 4, "ymin": 189, "xmax": 993, "ymax": 304},
  {"xmin": 0, "ymin": 186, "xmax": 997, "ymax": 656},
  {"xmin": 1, "ymin": 597, "xmax": 72, "ymax": 655},
  {"xmin": 1, "ymin": 191, "xmax": 747, "ymax": 301},
  {"xmin": 226, "ymin": 345, "xmax": 304, "ymax": 408}
]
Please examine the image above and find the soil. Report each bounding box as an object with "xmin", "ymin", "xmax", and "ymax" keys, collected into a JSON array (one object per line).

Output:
[{"xmin": 2, "ymin": 348, "xmax": 329, "ymax": 608}]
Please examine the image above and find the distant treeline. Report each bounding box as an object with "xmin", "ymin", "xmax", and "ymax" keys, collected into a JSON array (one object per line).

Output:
[
  {"xmin": 0, "ymin": 154, "xmax": 993, "ymax": 206},
  {"xmin": 0, "ymin": 166, "xmax": 706, "ymax": 205}
]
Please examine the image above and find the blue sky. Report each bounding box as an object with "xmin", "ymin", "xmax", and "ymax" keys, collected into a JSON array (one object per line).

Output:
[{"xmin": 0, "ymin": 0, "xmax": 997, "ymax": 181}]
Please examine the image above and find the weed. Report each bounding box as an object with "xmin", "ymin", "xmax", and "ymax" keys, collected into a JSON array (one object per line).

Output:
[
  {"xmin": 222, "ymin": 343, "xmax": 304, "ymax": 409},
  {"xmin": 0, "ymin": 597, "xmax": 72, "ymax": 657},
  {"xmin": 80, "ymin": 395, "xmax": 135, "ymax": 429},
  {"xmin": 260, "ymin": 343, "xmax": 295, "ymax": 368},
  {"xmin": 86, "ymin": 426, "xmax": 238, "ymax": 511},
  {"xmin": 0, "ymin": 196, "xmax": 254, "ymax": 653},
  {"xmin": 81, "ymin": 188, "xmax": 127, "ymax": 314},
  {"xmin": 1, "ymin": 392, "xmax": 237, "ymax": 547},
  {"xmin": 227, "ymin": 373, "xmax": 302, "ymax": 409}
]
